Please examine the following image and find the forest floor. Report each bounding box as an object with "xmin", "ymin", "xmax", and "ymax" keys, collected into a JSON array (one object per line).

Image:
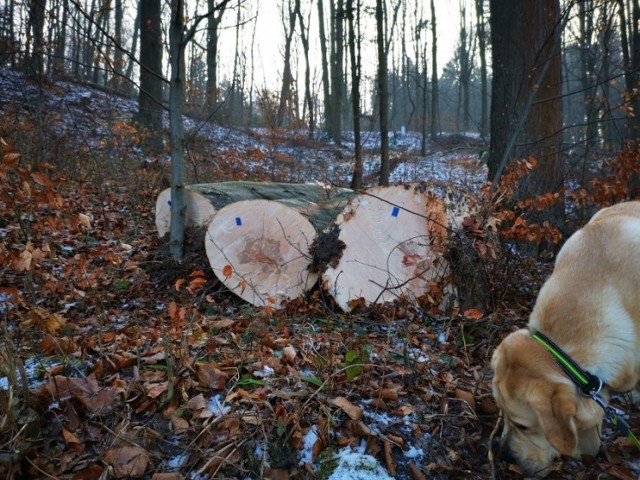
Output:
[{"xmin": 1, "ymin": 68, "xmax": 639, "ymax": 480}]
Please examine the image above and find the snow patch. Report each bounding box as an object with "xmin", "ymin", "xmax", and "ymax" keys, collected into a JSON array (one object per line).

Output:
[
  {"xmin": 298, "ymin": 425, "xmax": 319, "ymax": 466},
  {"xmin": 326, "ymin": 444, "xmax": 395, "ymax": 480},
  {"xmin": 208, "ymin": 393, "xmax": 231, "ymax": 416}
]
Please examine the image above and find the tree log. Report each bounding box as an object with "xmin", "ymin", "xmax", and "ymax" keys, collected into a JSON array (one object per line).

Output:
[
  {"xmin": 321, "ymin": 184, "xmax": 456, "ymax": 312},
  {"xmin": 155, "ymin": 181, "xmax": 350, "ymax": 238},
  {"xmin": 204, "ymin": 189, "xmax": 355, "ymax": 308}
]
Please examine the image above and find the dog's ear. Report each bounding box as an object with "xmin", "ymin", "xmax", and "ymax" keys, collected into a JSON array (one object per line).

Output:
[{"xmin": 535, "ymin": 383, "xmax": 578, "ymax": 455}]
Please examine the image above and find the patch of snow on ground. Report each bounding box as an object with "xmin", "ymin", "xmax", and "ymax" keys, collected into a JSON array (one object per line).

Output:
[
  {"xmin": 327, "ymin": 444, "xmax": 395, "ymax": 480},
  {"xmin": 253, "ymin": 365, "xmax": 275, "ymax": 378},
  {"xmin": 208, "ymin": 393, "xmax": 231, "ymax": 416},
  {"xmin": 403, "ymin": 443, "xmax": 425, "ymax": 459},
  {"xmin": 362, "ymin": 409, "xmax": 395, "ymax": 427},
  {"xmin": 167, "ymin": 453, "xmax": 188, "ymax": 469},
  {"xmin": 0, "ymin": 356, "xmax": 56, "ymax": 390},
  {"xmin": 298, "ymin": 425, "xmax": 319, "ymax": 466}
]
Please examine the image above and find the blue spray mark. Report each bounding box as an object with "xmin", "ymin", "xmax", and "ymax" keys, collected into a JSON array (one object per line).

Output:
[
  {"xmin": 235, "ymin": 217, "xmax": 242, "ymax": 226},
  {"xmin": 391, "ymin": 206, "xmax": 400, "ymax": 217}
]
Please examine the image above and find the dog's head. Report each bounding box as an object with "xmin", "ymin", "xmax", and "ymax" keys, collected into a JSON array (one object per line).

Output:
[{"xmin": 491, "ymin": 329, "xmax": 603, "ymax": 477}]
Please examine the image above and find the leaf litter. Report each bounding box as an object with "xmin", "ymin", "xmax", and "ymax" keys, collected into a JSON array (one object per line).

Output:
[{"xmin": 0, "ymin": 67, "xmax": 638, "ymax": 480}]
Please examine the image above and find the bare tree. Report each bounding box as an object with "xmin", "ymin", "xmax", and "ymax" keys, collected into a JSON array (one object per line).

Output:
[
  {"xmin": 577, "ymin": 0, "xmax": 600, "ymax": 151},
  {"xmin": 137, "ymin": 0, "xmax": 164, "ymax": 153},
  {"xmin": 376, "ymin": 0, "xmax": 390, "ymax": 186},
  {"xmin": 276, "ymin": 0, "xmax": 300, "ymax": 127},
  {"xmin": 476, "ymin": 0, "xmax": 489, "ymax": 138},
  {"xmin": 616, "ymin": 0, "xmax": 640, "ymax": 140},
  {"xmin": 329, "ymin": 0, "xmax": 344, "ymax": 144},
  {"xmin": 456, "ymin": 2, "xmax": 475, "ymax": 132},
  {"xmin": 297, "ymin": 2, "xmax": 314, "ymax": 137},
  {"xmin": 168, "ymin": 0, "xmax": 234, "ymax": 261},
  {"xmin": 27, "ymin": 0, "xmax": 47, "ymax": 79},
  {"xmin": 347, "ymin": 0, "xmax": 362, "ymax": 189},
  {"xmin": 206, "ymin": 0, "xmax": 228, "ymax": 115},
  {"xmin": 317, "ymin": 0, "xmax": 332, "ymax": 134},
  {"xmin": 430, "ymin": 0, "xmax": 439, "ymax": 138}
]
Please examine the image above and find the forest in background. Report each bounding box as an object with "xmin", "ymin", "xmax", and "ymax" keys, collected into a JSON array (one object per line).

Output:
[{"xmin": 2, "ymin": 0, "xmax": 638, "ymax": 156}]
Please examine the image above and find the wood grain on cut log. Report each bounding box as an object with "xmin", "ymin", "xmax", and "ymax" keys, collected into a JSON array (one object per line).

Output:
[
  {"xmin": 155, "ymin": 182, "xmax": 348, "ymax": 238},
  {"xmin": 205, "ymin": 192, "xmax": 354, "ymax": 308},
  {"xmin": 321, "ymin": 184, "xmax": 453, "ymax": 312}
]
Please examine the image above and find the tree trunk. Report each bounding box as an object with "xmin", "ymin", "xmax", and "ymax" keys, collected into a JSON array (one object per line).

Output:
[
  {"xmin": 476, "ymin": 0, "xmax": 488, "ymax": 138},
  {"xmin": 112, "ymin": 0, "xmax": 124, "ymax": 92},
  {"xmin": 277, "ymin": 0, "xmax": 300, "ymax": 128},
  {"xmin": 376, "ymin": 0, "xmax": 390, "ymax": 186},
  {"xmin": 321, "ymin": 183, "xmax": 454, "ymax": 312},
  {"xmin": 124, "ymin": 3, "xmax": 140, "ymax": 89},
  {"xmin": 617, "ymin": 0, "xmax": 640, "ymax": 141},
  {"xmin": 137, "ymin": 0, "xmax": 164, "ymax": 153},
  {"xmin": 329, "ymin": 0, "xmax": 344, "ymax": 144},
  {"xmin": 206, "ymin": 0, "xmax": 226, "ymax": 115},
  {"xmin": 488, "ymin": 0, "xmax": 565, "ymax": 233},
  {"xmin": 27, "ymin": 0, "xmax": 47, "ymax": 79},
  {"xmin": 155, "ymin": 182, "xmax": 353, "ymax": 237},
  {"xmin": 297, "ymin": 4, "xmax": 314, "ymax": 138},
  {"xmin": 168, "ymin": 0, "xmax": 187, "ymax": 262},
  {"xmin": 52, "ymin": 0, "xmax": 68, "ymax": 76},
  {"xmin": 205, "ymin": 188, "xmax": 355, "ymax": 308},
  {"xmin": 429, "ymin": 0, "xmax": 439, "ymax": 138},
  {"xmin": 578, "ymin": 0, "xmax": 599, "ymax": 152},
  {"xmin": 347, "ymin": 0, "xmax": 362, "ymax": 190},
  {"xmin": 633, "ymin": 0, "xmax": 640, "ymax": 141},
  {"xmin": 317, "ymin": 0, "xmax": 332, "ymax": 136}
]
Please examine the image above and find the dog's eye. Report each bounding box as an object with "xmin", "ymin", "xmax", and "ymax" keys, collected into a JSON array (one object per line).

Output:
[{"xmin": 512, "ymin": 422, "xmax": 529, "ymax": 431}]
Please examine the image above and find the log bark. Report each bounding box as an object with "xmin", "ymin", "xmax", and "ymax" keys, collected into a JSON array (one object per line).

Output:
[
  {"xmin": 205, "ymin": 190, "xmax": 354, "ymax": 308},
  {"xmin": 155, "ymin": 181, "xmax": 350, "ymax": 238},
  {"xmin": 321, "ymin": 184, "xmax": 455, "ymax": 312}
]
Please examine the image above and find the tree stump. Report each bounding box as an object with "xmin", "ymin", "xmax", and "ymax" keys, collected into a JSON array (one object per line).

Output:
[
  {"xmin": 155, "ymin": 182, "xmax": 349, "ymax": 238},
  {"xmin": 320, "ymin": 183, "xmax": 455, "ymax": 312}
]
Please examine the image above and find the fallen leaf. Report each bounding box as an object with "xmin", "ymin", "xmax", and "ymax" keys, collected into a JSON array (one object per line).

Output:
[
  {"xmin": 71, "ymin": 464, "xmax": 105, "ymax": 480},
  {"xmin": 78, "ymin": 213, "xmax": 92, "ymax": 229},
  {"xmin": 463, "ymin": 308, "xmax": 484, "ymax": 320},
  {"xmin": 330, "ymin": 396, "xmax": 363, "ymax": 421},
  {"xmin": 170, "ymin": 415, "xmax": 190, "ymax": 434},
  {"xmin": 62, "ymin": 427, "xmax": 83, "ymax": 451},
  {"xmin": 383, "ymin": 440, "xmax": 397, "ymax": 476},
  {"xmin": 152, "ymin": 474, "xmax": 184, "ymax": 480},
  {"xmin": 376, "ymin": 388, "xmax": 398, "ymax": 401},
  {"xmin": 282, "ymin": 345, "xmax": 296, "ymax": 363},
  {"xmin": 103, "ymin": 446, "xmax": 150, "ymax": 478},
  {"xmin": 31, "ymin": 171, "xmax": 53, "ymax": 187},
  {"xmin": 47, "ymin": 375, "xmax": 119, "ymax": 413},
  {"xmin": 195, "ymin": 362, "xmax": 229, "ymax": 390},
  {"xmin": 454, "ymin": 389, "xmax": 476, "ymax": 411},
  {"xmin": 144, "ymin": 381, "xmax": 168, "ymax": 398},
  {"xmin": 209, "ymin": 318, "xmax": 235, "ymax": 329},
  {"xmin": 223, "ymin": 265, "xmax": 233, "ymax": 278}
]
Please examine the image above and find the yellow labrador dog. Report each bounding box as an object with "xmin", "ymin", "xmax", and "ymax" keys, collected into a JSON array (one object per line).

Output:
[{"xmin": 491, "ymin": 201, "xmax": 640, "ymax": 476}]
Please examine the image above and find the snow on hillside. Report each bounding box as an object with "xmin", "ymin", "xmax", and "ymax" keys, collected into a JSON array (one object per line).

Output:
[{"xmin": 0, "ymin": 67, "xmax": 487, "ymax": 190}]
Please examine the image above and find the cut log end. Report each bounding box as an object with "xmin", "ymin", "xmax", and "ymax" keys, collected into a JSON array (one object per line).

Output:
[
  {"xmin": 205, "ymin": 199, "xmax": 319, "ymax": 308},
  {"xmin": 155, "ymin": 188, "xmax": 217, "ymax": 238},
  {"xmin": 321, "ymin": 184, "xmax": 455, "ymax": 312}
]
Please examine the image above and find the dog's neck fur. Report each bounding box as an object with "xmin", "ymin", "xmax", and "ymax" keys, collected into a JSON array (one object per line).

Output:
[{"xmin": 528, "ymin": 289, "xmax": 639, "ymax": 393}]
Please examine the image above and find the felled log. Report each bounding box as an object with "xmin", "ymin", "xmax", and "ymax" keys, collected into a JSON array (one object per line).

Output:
[
  {"xmin": 204, "ymin": 190, "xmax": 355, "ymax": 308},
  {"xmin": 320, "ymin": 183, "xmax": 456, "ymax": 312},
  {"xmin": 155, "ymin": 181, "xmax": 348, "ymax": 238}
]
